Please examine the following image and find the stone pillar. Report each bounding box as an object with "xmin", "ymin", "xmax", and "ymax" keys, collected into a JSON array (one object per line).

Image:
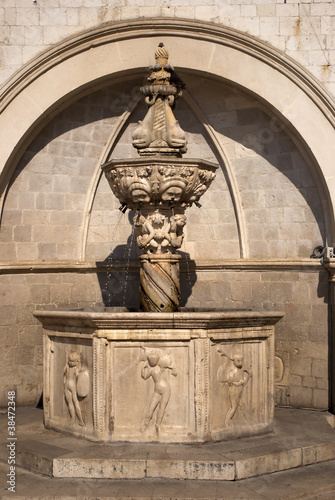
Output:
[
  {"xmin": 139, "ymin": 254, "xmax": 181, "ymax": 312},
  {"xmin": 322, "ymin": 255, "xmax": 335, "ymax": 414},
  {"xmin": 326, "ymin": 263, "xmax": 335, "ymax": 414},
  {"xmin": 134, "ymin": 207, "xmax": 186, "ymax": 312},
  {"xmin": 102, "ymin": 44, "xmax": 218, "ymax": 313}
]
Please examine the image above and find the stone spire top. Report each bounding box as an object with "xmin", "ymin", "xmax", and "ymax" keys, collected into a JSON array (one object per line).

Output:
[
  {"xmin": 155, "ymin": 42, "xmax": 169, "ymax": 66},
  {"xmin": 132, "ymin": 43, "xmax": 187, "ymax": 157}
]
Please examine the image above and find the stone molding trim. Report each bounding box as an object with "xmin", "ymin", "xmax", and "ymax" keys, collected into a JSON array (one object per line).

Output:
[
  {"xmin": 0, "ymin": 18, "xmax": 334, "ymax": 237},
  {"xmin": 0, "ymin": 259, "xmax": 324, "ymax": 276},
  {"xmin": 0, "ymin": 19, "xmax": 334, "ymax": 121}
]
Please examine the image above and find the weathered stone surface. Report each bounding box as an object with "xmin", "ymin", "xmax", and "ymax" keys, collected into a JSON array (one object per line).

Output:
[
  {"xmin": 235, "ymin": 448, "xmax": 302, "ymax": 480},
  {"xmin": 146, "ymin": 459, "xmax": 235, "ymax": 480},
  {"xmin": 0, "ymin": 21, "xmax": 332, "ymax": 411},
  {"xmin": 3, "ymin": 407, "xmax": 335, "ymax": 482},
  {"xmin": 53, "ymin": 458, "xmax": 146, "ymax": 479},
  {"xmin": 35, "ymin": 309, "xmax": 281, "ymax": 443},
  {"xmin": 303, "ymin": 442, "xmax": 335, "ymax": 466}
]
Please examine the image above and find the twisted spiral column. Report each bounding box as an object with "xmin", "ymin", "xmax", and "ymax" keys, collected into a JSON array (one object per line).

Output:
[
  {"xmin": 139, "ymin": 254, "xmax": 181, "ymax": 312},
  {"xmin": 153, "ymin": 98, "xmax": 166, "ymax": 131}
]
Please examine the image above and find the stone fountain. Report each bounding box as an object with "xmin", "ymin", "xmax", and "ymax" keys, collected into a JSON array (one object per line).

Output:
[{"xmin": 35, "ymin": 44, "xmax": 283, "ymax": 444}]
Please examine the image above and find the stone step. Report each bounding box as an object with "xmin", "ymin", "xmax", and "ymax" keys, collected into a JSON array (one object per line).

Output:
[{"xmin": 1, "ymin": 408, "xmax": 335, "ymax": 481}]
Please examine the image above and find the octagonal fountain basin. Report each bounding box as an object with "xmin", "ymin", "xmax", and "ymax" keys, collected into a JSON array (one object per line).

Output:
[{"xmin": 35, "ymin": 308, "xmax": 283, "ymax": 443}]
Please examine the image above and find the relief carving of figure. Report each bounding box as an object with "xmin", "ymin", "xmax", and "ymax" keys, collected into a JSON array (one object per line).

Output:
[
  {"xmin": 135, "ymin": 212, "xmax": 171, "ymax": 254},
  {"xmin": 158, "ymin": 166, "xmax": 189, "ymax": 203},
  {"xmin": 63, "ymin": 351, "xmax": 89, "ymax": 427},
  {"xmin": 137, "ymin": 347, "xmax": 177, "ymax": 434},
  {"xmin": 132, "ymin": 102, "xmax": 155, "ymax": 150},
  {"xmin": 169, "ymin": 214, "xmax": 186, "ymax": 249},
  {"xmin": 165, "ymin": 105, "xmax": 187, "ymax": 153},
  {"xmin": 217, "ymin": 349, "xmax": 251, "ymax": 426}
]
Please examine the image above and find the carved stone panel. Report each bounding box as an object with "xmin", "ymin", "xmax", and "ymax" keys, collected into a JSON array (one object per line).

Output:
[
  {"xmin": 210, "ymin": 336, "xmax": 273, "ymax": 440},
  {"xmin": 111, "ymin": 342, "xmax": 189, "ymax": 442},
  {"xmin": 45, "ymin": 334, "xmax": 94, "ymax": 438},
  {"xmin": 194, "ymin": 337, "xmax": 210, "ymax": 439},
  {"xmin": 93, "ymin": 336, "xmax": 108, "ymax": 437}
]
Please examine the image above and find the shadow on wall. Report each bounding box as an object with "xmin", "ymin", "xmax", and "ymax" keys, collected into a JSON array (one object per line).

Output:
[
  {"xmin": 179, "ymin": 74, "xmax": 328, "ymax": 247},
  {"xmin": 96, "ymin": 211, "xmax": 197, "ymax": 310},
  {"xmin": 317, "ymin": 269, "xmax": 329, "ymax": 303},
  {"xmin": 96, "ymin": 249, "xmax": 197, "ymax": 311},
  {"xmin": 4, "ymin": 80, "xmax": 143, "ymax": 198}
]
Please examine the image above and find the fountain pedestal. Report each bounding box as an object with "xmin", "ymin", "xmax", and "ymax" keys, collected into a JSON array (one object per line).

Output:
[
  {"xmin": 36, "ymin": 309, "xmax": 283, "ymax": 443},
  {"xmin": 102, "ymin": 156, "xmax": 218, "ymax": 312}
]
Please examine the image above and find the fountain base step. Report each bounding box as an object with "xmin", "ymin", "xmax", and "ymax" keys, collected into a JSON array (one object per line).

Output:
[{"xmin": 2, "ymin": 407, "xmax": 335, "ymax": 481}]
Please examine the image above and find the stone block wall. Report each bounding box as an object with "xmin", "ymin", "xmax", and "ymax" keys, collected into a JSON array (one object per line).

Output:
[
  {"xmin": 0, "ymin": 272, "xmax": 101, "ymax": 407},
  {"xmin": 0, "ymin": 0, "xmax": 334, "ymax": 97},
  {"xmin": 0, "ymin": 269, "xmax": 329, "ymax": 409},
  {"xmin": 0, "ymin": 74, "xmax": 330, "ymax": 409}
]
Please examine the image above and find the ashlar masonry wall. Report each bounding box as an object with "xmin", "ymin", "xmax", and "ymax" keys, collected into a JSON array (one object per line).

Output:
[
  {"xmin": 1, "ymin": 0, "xmax": 335, "ymax": 97},
  {"xmin": 0, "ymin": 74, "xmax": 330, "ymax": 409}
]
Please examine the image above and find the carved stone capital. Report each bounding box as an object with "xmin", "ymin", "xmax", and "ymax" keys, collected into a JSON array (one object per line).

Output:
[{"xmin": 134, "ymin": 209, "xmax": 186, "ymax": 255}]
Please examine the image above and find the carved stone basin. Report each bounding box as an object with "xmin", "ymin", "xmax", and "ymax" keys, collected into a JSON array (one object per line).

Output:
[
  {"xmin": 102, "ymin": 157, "xmax": 218, "ymax": 209},
  {"xmin": 35, "ymin": 308, "xmax": 283, "ymax": 443},
  {"xmin": 140, "ymin": 84, "xmax": 179, "ymax": 97}
]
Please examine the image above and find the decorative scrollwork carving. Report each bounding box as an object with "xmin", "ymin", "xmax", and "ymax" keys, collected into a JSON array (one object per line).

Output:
[
  {"xmin": 104, "ymin": 161, "xmax": 216, "ymax": 208},
  {"xmin": 134, "ymin": 211, "xmax": 186, "ymax": 254}
]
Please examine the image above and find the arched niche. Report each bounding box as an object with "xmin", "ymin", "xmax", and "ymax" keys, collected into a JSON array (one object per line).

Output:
[
  {"xmin": 0, "ymin": 19, "xmax": 334, "ymax": 411},
  {"xmin": 0, "ymin": 18, "xmax": 334, "ymax": 241}
]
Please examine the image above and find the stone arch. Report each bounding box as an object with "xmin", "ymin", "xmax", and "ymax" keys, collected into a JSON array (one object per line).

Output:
[
  {"xmin": 0, "ymin": 18, "xmax": 334, "ymax": 242},
  {"xmin": 1, "ymin": 19, "xmax": 334, "ymax": 410}
]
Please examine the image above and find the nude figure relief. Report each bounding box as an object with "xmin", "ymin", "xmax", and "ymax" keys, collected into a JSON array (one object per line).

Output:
[
  {"xmin": 217, "ymin": 347, "xmax": 252, "ymax": 426},
  {"xmin": 137, "ymin": 347, "xmax": 177, "ymax": 435},
  {"xmin": 63, "ymin": 351, "xmax": 89, "ymax": 427}
]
